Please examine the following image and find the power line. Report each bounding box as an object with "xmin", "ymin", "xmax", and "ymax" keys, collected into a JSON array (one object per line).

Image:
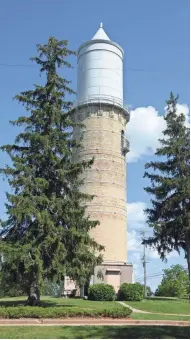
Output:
[
  {"xmin": 136, "ymin": 274, "xmax": 164, "ymax": 282},
  {"xmin": 136, "ymin": 271, "xmax": 164, "ymax": 281},
  {"xmin": 136, "ymin": 266, "xmax": 188, "ymax": 282},
  {"xmin": 0, "ymin": 63, "xmax": 37, "ymax": 68}
]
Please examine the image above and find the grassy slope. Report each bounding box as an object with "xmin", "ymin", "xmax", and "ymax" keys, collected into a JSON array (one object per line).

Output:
[
  {"xmin": 0, "ymin": 326, "xmax": 189, "ymax": 339},
  {"xmin": 124, "ymin": 299, "xmax": 190, "ymax": 315}
]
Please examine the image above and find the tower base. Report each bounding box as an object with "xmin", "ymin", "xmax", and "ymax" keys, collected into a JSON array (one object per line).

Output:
[
  {"xmin": 90, "ymin": 262, "xmax": 134, "ymax": 293},
  {"xmin": 62, "ymin": 263, "xmax": 134, "ymax": 297},
  {"xmin": 62, "ymin": 262, "xmax": 133, "ymax": 297}
]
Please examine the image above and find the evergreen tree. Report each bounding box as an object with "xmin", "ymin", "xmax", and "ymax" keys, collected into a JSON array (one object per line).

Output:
[
  {"xmin": 0, "ymin": 37, "xmax": 103, "ymax": 304},
  {"xmin": 143, "ymin": 93, "xmax": 190, "ymax": 276}
]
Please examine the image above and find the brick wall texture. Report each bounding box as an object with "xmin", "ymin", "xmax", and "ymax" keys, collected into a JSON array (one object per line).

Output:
[{"xmin": 73, "ymin": 104, "xmax": 128, "ymax": 262}]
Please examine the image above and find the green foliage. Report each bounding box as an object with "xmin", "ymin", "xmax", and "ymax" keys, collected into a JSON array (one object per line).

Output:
[
  {"xmin": 145, "ymin": 286, "xmax": 153, "ymax": 297},
  {"xmin": 0, "ymin": 306, "xmax": 131, "ymax": 319},
  {"xmin": 0, "ymin": 257, "xmax": 26, "ymax": 297},
  {"xmin": 0, "ymin": 273, "xmax": 24, "ymax": 298},
  {"xmin": 155, "ymin": 265, "xmax": 189, "ymax": 298},
  {"xmin": 88, "ymin": 284, "xmax": 116, "ymax": 301},
  {"xmin": 138, "ymin": 284, "xmax": 153, "ymax": 297},
  {"xmin": 0, "ymin": 37, "xmax": 104, "ymax": 303},
  {"xmin": 118, "ymin": 283, "xmax": 144, "ymax": 301},
  {"xmin": 143, "ymin": 93, "xmax": 190, "ymax": 274},
  {"xmin": 41, "ymin": 279, "xmax": 62, "ymax": 297}
]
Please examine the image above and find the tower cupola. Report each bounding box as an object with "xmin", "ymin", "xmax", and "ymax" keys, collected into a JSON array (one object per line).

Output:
[{"xmin": 77, "ymin": 23, "xmax": 124, "ymax": 108}]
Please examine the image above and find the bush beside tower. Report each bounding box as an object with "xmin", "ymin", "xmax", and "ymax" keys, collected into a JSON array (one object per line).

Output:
[{"xmin": 87, "ymin": 283, "xmax": 144, "ymax": 301}]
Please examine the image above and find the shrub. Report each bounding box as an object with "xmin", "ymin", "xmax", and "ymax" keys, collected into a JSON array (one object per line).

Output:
[
  {"xmin": 0, "ymin": 306, "xmax": 131, "ymax": 319},
  {"xmin": 118, "ymin": 283, "xmax": 144, "ymax": 301},
  {"xmin": 88, "ymin": 283, "xmax": 116, "ymax": 301}
]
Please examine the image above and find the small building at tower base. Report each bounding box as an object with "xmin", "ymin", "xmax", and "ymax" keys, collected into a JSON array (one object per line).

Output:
[
  {"xmin": 62, "ymin": 262, "xmax": 133, "ymax": 297},
  {"xmin": 90, "ymin": 262, "xmax": 133, "ymax": 292}
]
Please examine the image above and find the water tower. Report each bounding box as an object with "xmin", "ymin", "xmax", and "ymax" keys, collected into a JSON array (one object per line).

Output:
[{"xmin": 72, "ymin": 24, "xmax": 133, "ymax": 292}]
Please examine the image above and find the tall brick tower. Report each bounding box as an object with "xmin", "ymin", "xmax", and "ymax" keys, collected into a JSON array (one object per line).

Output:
[{"xmin": 72, "ymin": 24, "xmax": 133, "ymax": 292}]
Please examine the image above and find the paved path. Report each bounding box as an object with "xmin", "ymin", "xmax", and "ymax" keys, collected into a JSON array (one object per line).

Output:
[
  {"xmin": 118, "ymin": 302, "xmax": 151, "ymax": 314},
  {"xmin": 118, "ymin": 302, "xmax": 190, "ymax": 317},
  {"xmin": 0, "ymin": 318, "xmax": 189, "ymax": 326}
]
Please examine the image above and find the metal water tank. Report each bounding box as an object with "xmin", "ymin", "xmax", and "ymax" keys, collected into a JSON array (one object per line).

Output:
[{"xmin": 77, "ymin": 23, "xmax": 124, "ymax": 108}]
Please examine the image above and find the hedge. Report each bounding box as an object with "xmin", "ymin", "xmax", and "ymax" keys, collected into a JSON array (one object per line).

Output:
[
  {"xmin": 118, "ymin": 283, "xmax": 144, "ymax": 301},
  {"xmin": 88, "ymin": 283, "xmax": 116, "ymax": 301},
  {"xmin": 0, "ymin": 306, "xmax": 132, "ymax": 319}
]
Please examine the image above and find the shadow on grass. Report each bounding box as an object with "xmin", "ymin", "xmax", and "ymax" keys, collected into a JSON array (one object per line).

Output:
[
  {"xmin": 0, "ymin": 300, "xmax": 26, "ymax": 307},
  {"xmin": 56, "ymin": 326, "xmax": 190, "ymax": 339},
  {"xmin": 0, "ymin": 300, "xmax": 78, "ymax": 308}
]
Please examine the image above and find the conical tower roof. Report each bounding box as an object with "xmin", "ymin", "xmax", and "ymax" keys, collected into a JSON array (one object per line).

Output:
[
  {"xmin": 91, "ymin": 23, "xmax": 110, "ymax": 40},
  {"xmin": 77, "ymin": 23, "xmax": 123, "ymax": 58}
]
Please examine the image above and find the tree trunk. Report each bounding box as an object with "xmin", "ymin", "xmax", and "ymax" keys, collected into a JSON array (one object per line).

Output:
[
  {"xmin": 185, "ymin": 244, "xmax": 190, "ymax": 300},
  {"xmin": 80, "ymin": 285, "xmax": 85, "ymax": 298},
  {"xmin": 27, "ymin": 283, "xmax": 40, "ymax": 306},
  {"xmin": 186, "ymin": 244, "xmax": 190, "ymax": 280}
]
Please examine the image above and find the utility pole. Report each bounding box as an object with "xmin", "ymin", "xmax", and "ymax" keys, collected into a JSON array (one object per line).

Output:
[
  {"xmin": 142, "ymin": 236, "xmax": 147, "ymax": 298},
  {"xmin": 139, "ymin": 230, "xmax": 149, "ymax": 298}
]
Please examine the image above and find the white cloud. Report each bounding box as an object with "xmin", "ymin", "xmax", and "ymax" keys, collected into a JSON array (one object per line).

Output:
[
  {"xmin": 127, "ymin": 202, "xmax": 147, "ymax": 229},
  {"xmin": 128, "ymin": 229, "xmax": 179, "ymax": 260},
  {"xmin": 126, "ymin": 106, "xmax": 166, "ymax": 162},
  {"xmin": 126, "ymin": 104, "xmax": 190, "ymax": 163},
  {"xmin": 127, "ymin": 200, "xmax": 184, "ymax": 289},
  {"xmin": 127, "ymin": 201, "xmax": 147, "ymax": 253},
  {"xmin": 147, "ymin": 248, "xmax": 179, "ymax": 260},
  {"xmin": 128, "ymin": 230, "xmax": 142, "ymax": 252},
  {"xmin": 129, "ymin": 253, "xmax": 142, "ymax": 282},
  {"xmin": 173, "ymin": 104, "xmax": 190, "ymax": 128},
  {"xmin": 127, "ymin": 201, "xmax": 179, "ymax": 262}
]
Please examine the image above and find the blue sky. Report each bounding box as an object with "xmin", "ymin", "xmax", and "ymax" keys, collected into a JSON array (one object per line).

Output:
[{"xmin": 0, "ymin": 0, "xmax": 189, "ymax": 291}]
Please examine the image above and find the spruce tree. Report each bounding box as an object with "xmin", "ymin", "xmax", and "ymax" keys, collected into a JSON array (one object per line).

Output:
[
  {"xmin": 143, "ymin": 93, "xmax": 190, "ymax": 276},
  {"xmin": 0, "ymin": 37, "xmax": 103, "ymax": 304}
]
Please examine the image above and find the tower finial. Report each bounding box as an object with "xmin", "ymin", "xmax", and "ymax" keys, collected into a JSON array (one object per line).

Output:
[{"xmin": 100, "ymin": 22, "xmax": 103, "ymax": 28}]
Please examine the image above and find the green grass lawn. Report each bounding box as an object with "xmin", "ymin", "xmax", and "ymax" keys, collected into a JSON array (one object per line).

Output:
[
  {"xmin": 0, "ymin": 326, "xmax": 189, "ymax": 339},
  {"xmin": 123, "ymin": 299, "xmax": 190, "ymax": 315},
  {"xmin": 0, "ymin": 296, "xmax": 119, "ymax": 309},
  {"xmin": 131, "ymin": 313, "xmax": 190, "ymax": 321},
  {"xmin": 0, "ymin": 296, "xmax": 190, "ymax": 315}
]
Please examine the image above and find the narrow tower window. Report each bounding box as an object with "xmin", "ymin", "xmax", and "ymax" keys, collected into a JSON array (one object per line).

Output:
[{"xmin": 121, "ymin": 130, "xmax": 124, "ymax": 154}]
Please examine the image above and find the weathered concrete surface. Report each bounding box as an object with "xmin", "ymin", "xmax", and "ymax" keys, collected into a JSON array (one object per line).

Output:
[{"xmin": 0, "ymin": 318, "xmax": 189, "ymax": 326}]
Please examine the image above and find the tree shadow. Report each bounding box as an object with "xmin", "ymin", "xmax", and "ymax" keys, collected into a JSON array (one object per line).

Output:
[
  {"xmin": 0, "ymin": 300, "xmax": 78, "ymax": 308},
  {"xmin": 0, "ymin": 300, "xmax": 26, "ymax": 307},
  {"xmin": 57, "ymin": 326, "xmax": 190, "ymax": 339}
]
